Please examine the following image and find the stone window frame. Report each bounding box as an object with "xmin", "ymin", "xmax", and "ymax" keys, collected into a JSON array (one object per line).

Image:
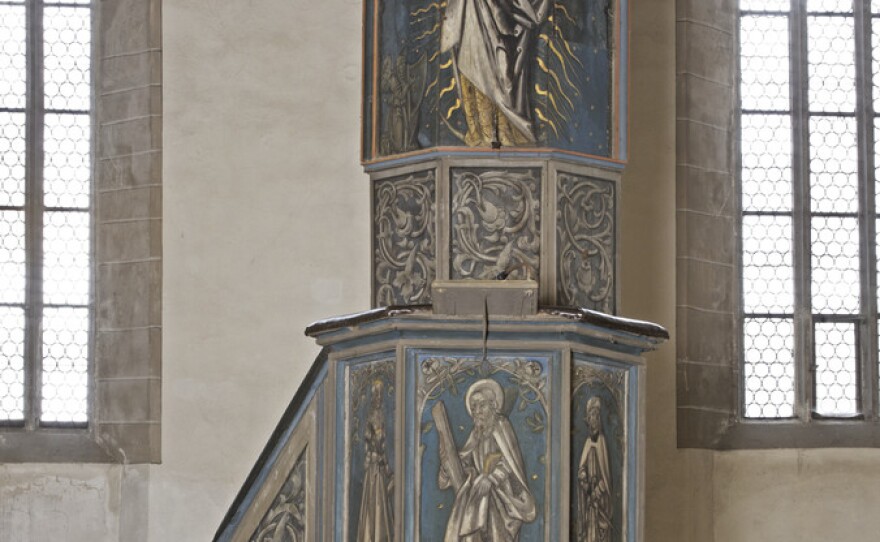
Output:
[
  {"xmin": 676, "ymin": 0, "xmax": 880, "ymax": 449},
  {"xmin": 0, "ymin": 0, "xmax": 162, "ymax": 463}
]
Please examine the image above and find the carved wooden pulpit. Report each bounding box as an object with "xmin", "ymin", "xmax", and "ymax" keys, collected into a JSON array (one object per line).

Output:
[{"xmin": 215, "ymin": 0, "xmax": 666, "ymax": 540}]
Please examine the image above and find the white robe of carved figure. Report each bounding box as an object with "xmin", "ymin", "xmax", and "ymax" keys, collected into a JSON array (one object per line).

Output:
[
  {"xmin": 438, "ymin": 379, "xmax": 536, "ymax": 542},
  {"xmin": 575, "ymin": 397, "xmax": 612, "ymax": 542},
  {"xmin": 440, "ymin": 0, "xmax": 550, "ymax": 146}
]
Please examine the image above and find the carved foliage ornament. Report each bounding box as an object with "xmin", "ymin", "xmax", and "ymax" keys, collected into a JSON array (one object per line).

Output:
[
  {"xmin": 374, "ymin": 171, "xmax": 436, "ymax": 306},
  {"xmin": 556, "ymin": 174, "xmax": 616, "ymax": 312},
  {"xmin": 250, "ymin": 448, "xmax": 307, "ymax": 542},
  {"xmin": 450, "ymin": 168, "xmax": 541, "ymax": 281}
]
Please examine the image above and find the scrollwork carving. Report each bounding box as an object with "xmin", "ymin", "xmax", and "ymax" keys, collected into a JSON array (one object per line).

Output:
[
  {"xmin": 374, "ymin": 171, "xmax": 436, "ymax": 306},
  {"xmin": 557, "ymin": 174, "xmax": 616, "ymax": 312},
  {"xmin": 450, "ymin": 169, "xmax": 541, "ymax": 280},
  {"xmin": 251, "ymin": 448, "xmax": 307, "ymax": 542}
]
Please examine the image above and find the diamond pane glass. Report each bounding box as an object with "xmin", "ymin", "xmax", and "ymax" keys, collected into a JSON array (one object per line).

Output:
[
  {"xmin": 742, "ymin": 114, "xmax": 792, "ymax": 211},
  {"xmin": 809, "ymin": 116, "xmax": 858, "ymax": 213},
  {"xmin": 740, "ymin": 15, "xmax": 790, "ymax": 111},
  {"xmin": 808, "ymin": 16, "xmax": 856, "ymax": 113},
  {"xmin": 44, "ymin": 6, "xmax": 91, "ymax": 111},
  {"xmin": 0, "ymin": 210, "xmax": 25, "ymax": 304},
  {"xmin": 0, "ymin": 306, "xmax": 24, "ymax": 422},
  {"xmin": 0, "ymin": 5, "xmax": 26, "ymax": 110},
  {"xmin": 743, "ymin": 215, "xmax": 794, "ymax": 313},
  {"xmin": 44, "ymin": 113, "xmax": 90, "ymax": 208},
  {"xmin": 43, "ymin": 211, "xmax": 90, "ymax": 306},
  {"xmin": 740, "ymin": 0, "xmax": 789, "ymax": 11},
  {"xmin": 0, "ymin": 111, "xmax": 25, "ymax": 207},
  {"xmin": 744, "ymin": 318, "xmax": 795, "ymax": 418},
  {"xmin": 811, "ymin": 216, "xmax": 860, "ymax": 314},
  {"xmin": 807, "ymin": 0, "xmax": 852, "ymax": 12},
  {"xmin": 814, "ymin": 322, "xmax": 857, "ymax": 416},
  {"xmin": 41, "ymin": 307, "xmax": 88, "ymax": 424}
]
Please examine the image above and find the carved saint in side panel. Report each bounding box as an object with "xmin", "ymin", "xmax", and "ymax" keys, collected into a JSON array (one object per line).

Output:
[
  {"xmin": 357, "ymin": 379, "xmax": 395, "ymax": 542},
  {"xmin": 574, "ymin": 397, "xmax": 612, "ymax": 542}
]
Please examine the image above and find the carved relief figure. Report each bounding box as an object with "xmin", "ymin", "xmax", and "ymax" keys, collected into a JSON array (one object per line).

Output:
[
  {"xmin": 575, "ymin": 397, "xmax": 612, "ymax": 542},
  {"xmin": 440, "ymin": 0, "xmax": 551, "ymax": 147},
  {"xmin": 356, "ymin": 379, "xmax": 394, "ymax": 542},
  {"xmin": 433, "ymin": 378, "xmax": 537, "ymax": 541}
]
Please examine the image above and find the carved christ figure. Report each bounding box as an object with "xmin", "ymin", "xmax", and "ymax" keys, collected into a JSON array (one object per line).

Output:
[
  {"xmin": 433, "ymin": 378, "xmax": 537, "ymax": 542},
  {"xmin": 357, "ymin": 379, "xmax": 394, "ymax": 542},
  {"xmin": 440, "ymin": 0, "xmax": 551, "ymax": 147},
  {"xmin": 575, "ymin": 396, "xmax": 612, "ymax": 542}
]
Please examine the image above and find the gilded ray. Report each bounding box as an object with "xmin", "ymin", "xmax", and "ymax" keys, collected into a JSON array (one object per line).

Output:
[
  {"xmin": 540, "ymin": 34, "xmax": 579, "ymax": 96},
  {"xmin": 424, "ymin": 77, "xmax": 439, "ymax": 97},
  {"xmin": 535, "ymin": 107, "xmax": 559, "ymax": 138},
  {"xmin": 537, "ymin": 57, "xmax": 574, "ymax": 110},
  {"xmin": 411, "ymin": 1, "xmax": 446, "ymax": 16},
  {"xmin": 446, "ymin": 98, "xmax": 461, "ymax": 119},
  {"xmin": 535, "ymin": 84, "xmax": 567, "ymax": 121},
  {"xmin": 440, "ymin": 58, "xmax": 453, "ymax": 69},
  {"xmin": 414, "ymin": 22, "xmax": 440, "ymax": 40},
  {"xmin": 439, "ymin": 78, "xmax": 456, "ymax": 98},
  {"xmin": 554, "ymin": 3, "xmax": 577, "ymax": 25},
  {"xmin": 554, "ymin": 26, "xmax": 585, "ymax": 69},
  {"xmin": 429, "ymin": 50, "xmax": 440, "ymax": 62}
]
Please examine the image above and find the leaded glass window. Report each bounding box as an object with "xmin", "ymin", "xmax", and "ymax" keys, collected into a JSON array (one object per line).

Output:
[
  {"xmin": 0, "ymin": 0, "xmax": 91, "ymax": 428},
  {"xmin": 739, "ymin": 0, "xmax": 880, "ymax": 419}
]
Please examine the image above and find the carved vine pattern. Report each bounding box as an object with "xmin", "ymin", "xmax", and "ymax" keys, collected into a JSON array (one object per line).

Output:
[
  {"xmin": 250, "ymin": 448, "xmax": 307, "ymax": 542},
  {"xmin": 374, "ymin": 171, "xmax": 436, "ymax": 306},
  {"xmin": 418, "ymin": 356, "xmax": 548, "ymax": 432},
  {"xmin": 450, "ymin": 169, "xmax": 541, "ymax": 280},
  {"xmin": 557, "ymin": 174, "xmax": 615, "ymax": 312}
]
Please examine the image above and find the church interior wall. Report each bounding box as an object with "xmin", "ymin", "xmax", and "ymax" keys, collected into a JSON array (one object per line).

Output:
[{"xmin": 0, "ymin": 0, "xmax": 879, "ymax": 540}]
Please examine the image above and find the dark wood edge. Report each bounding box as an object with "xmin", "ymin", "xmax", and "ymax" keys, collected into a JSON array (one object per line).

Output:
[{"xmin": 306, "ymin": 304, "xmax": 669, "ymax": 341}]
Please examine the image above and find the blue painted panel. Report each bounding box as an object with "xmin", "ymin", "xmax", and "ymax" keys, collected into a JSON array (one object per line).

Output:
[
  {"xmin": 570, "ymin": 354, "xmax": 630, "ymax": 542},
  {"xmin": 413, "ymin": 350, "xmax": 554, "ymax": 541}
]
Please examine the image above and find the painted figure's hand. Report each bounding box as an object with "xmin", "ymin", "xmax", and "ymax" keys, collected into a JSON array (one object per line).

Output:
[{"xmin": 473, "ymin": 474, "xmax": 493, "ymax": 497}]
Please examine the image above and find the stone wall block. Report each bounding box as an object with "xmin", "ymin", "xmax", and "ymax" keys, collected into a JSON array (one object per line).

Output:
[
  {"xmin": 677, "ymin": 74, "xmax": 734, "ymax": 130},
  {"xmin": 100, "ymin": 116, "xmax": 161, "ymax": 158},
  {"xmin": 677, "ymin": 21, "xmax": 735, "ymax": 85},
  {"xmin": 96, "ymin": 423, "xmax": 160, "ymax": 464},
  {"xmin": 676, "ymin": 407, "xmax": 734, "ymax": 448},
  {"xmin": 97, "ymin": 378, "xmax": 160, "ymax": 423},
  {"xmin": 676, "ymin": 164, "xmax": 735, "ymax": 217},
  {"xmin": 95, "ymin": 328, "xmax": 160, "ymax": 379},
  {"xmin": 98, "ymin": 152, "xmax": 161, "ymax": 191},
  {"xmin": 676, "ymin": 361, "xmax": 735, "ymax": 412},
  {"xmin": 99, "ymin": 87, "xmax": 161, "ymax": 124},
  {"xmin": 98, "ymin": 219, "xmax": 161, "ymax": 263},
  {"xmin": 677, "ymin": 119, "xmax": 731, "ymax": 173},
  {"xmin": 677, "ymin": 257, "xmax": 734, "ymax": 313},
  {"xmin": 100, "ymin": 51, "xmax": 161, "ymax": 94},
  {"xmin": 677, "ymin": 0, "xmax": 736, "ymax": 34},
  {"xmin": 101, "ymin": 0, "xmax": 159, "ymax": 55},
  {"xmin": 98, "ymin": 186, "xmax": 162, "ymax": 221},
  {"xmin": 678, "ymin": 306, "xmax": 736, "ymax": 365},
  {"xmin": 96, "ymin": 260, "xmax": 161, "ymax": 329},
  {"xmin": 677, "ymin": 210, "xmax": 735, "ymax": 264}
]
